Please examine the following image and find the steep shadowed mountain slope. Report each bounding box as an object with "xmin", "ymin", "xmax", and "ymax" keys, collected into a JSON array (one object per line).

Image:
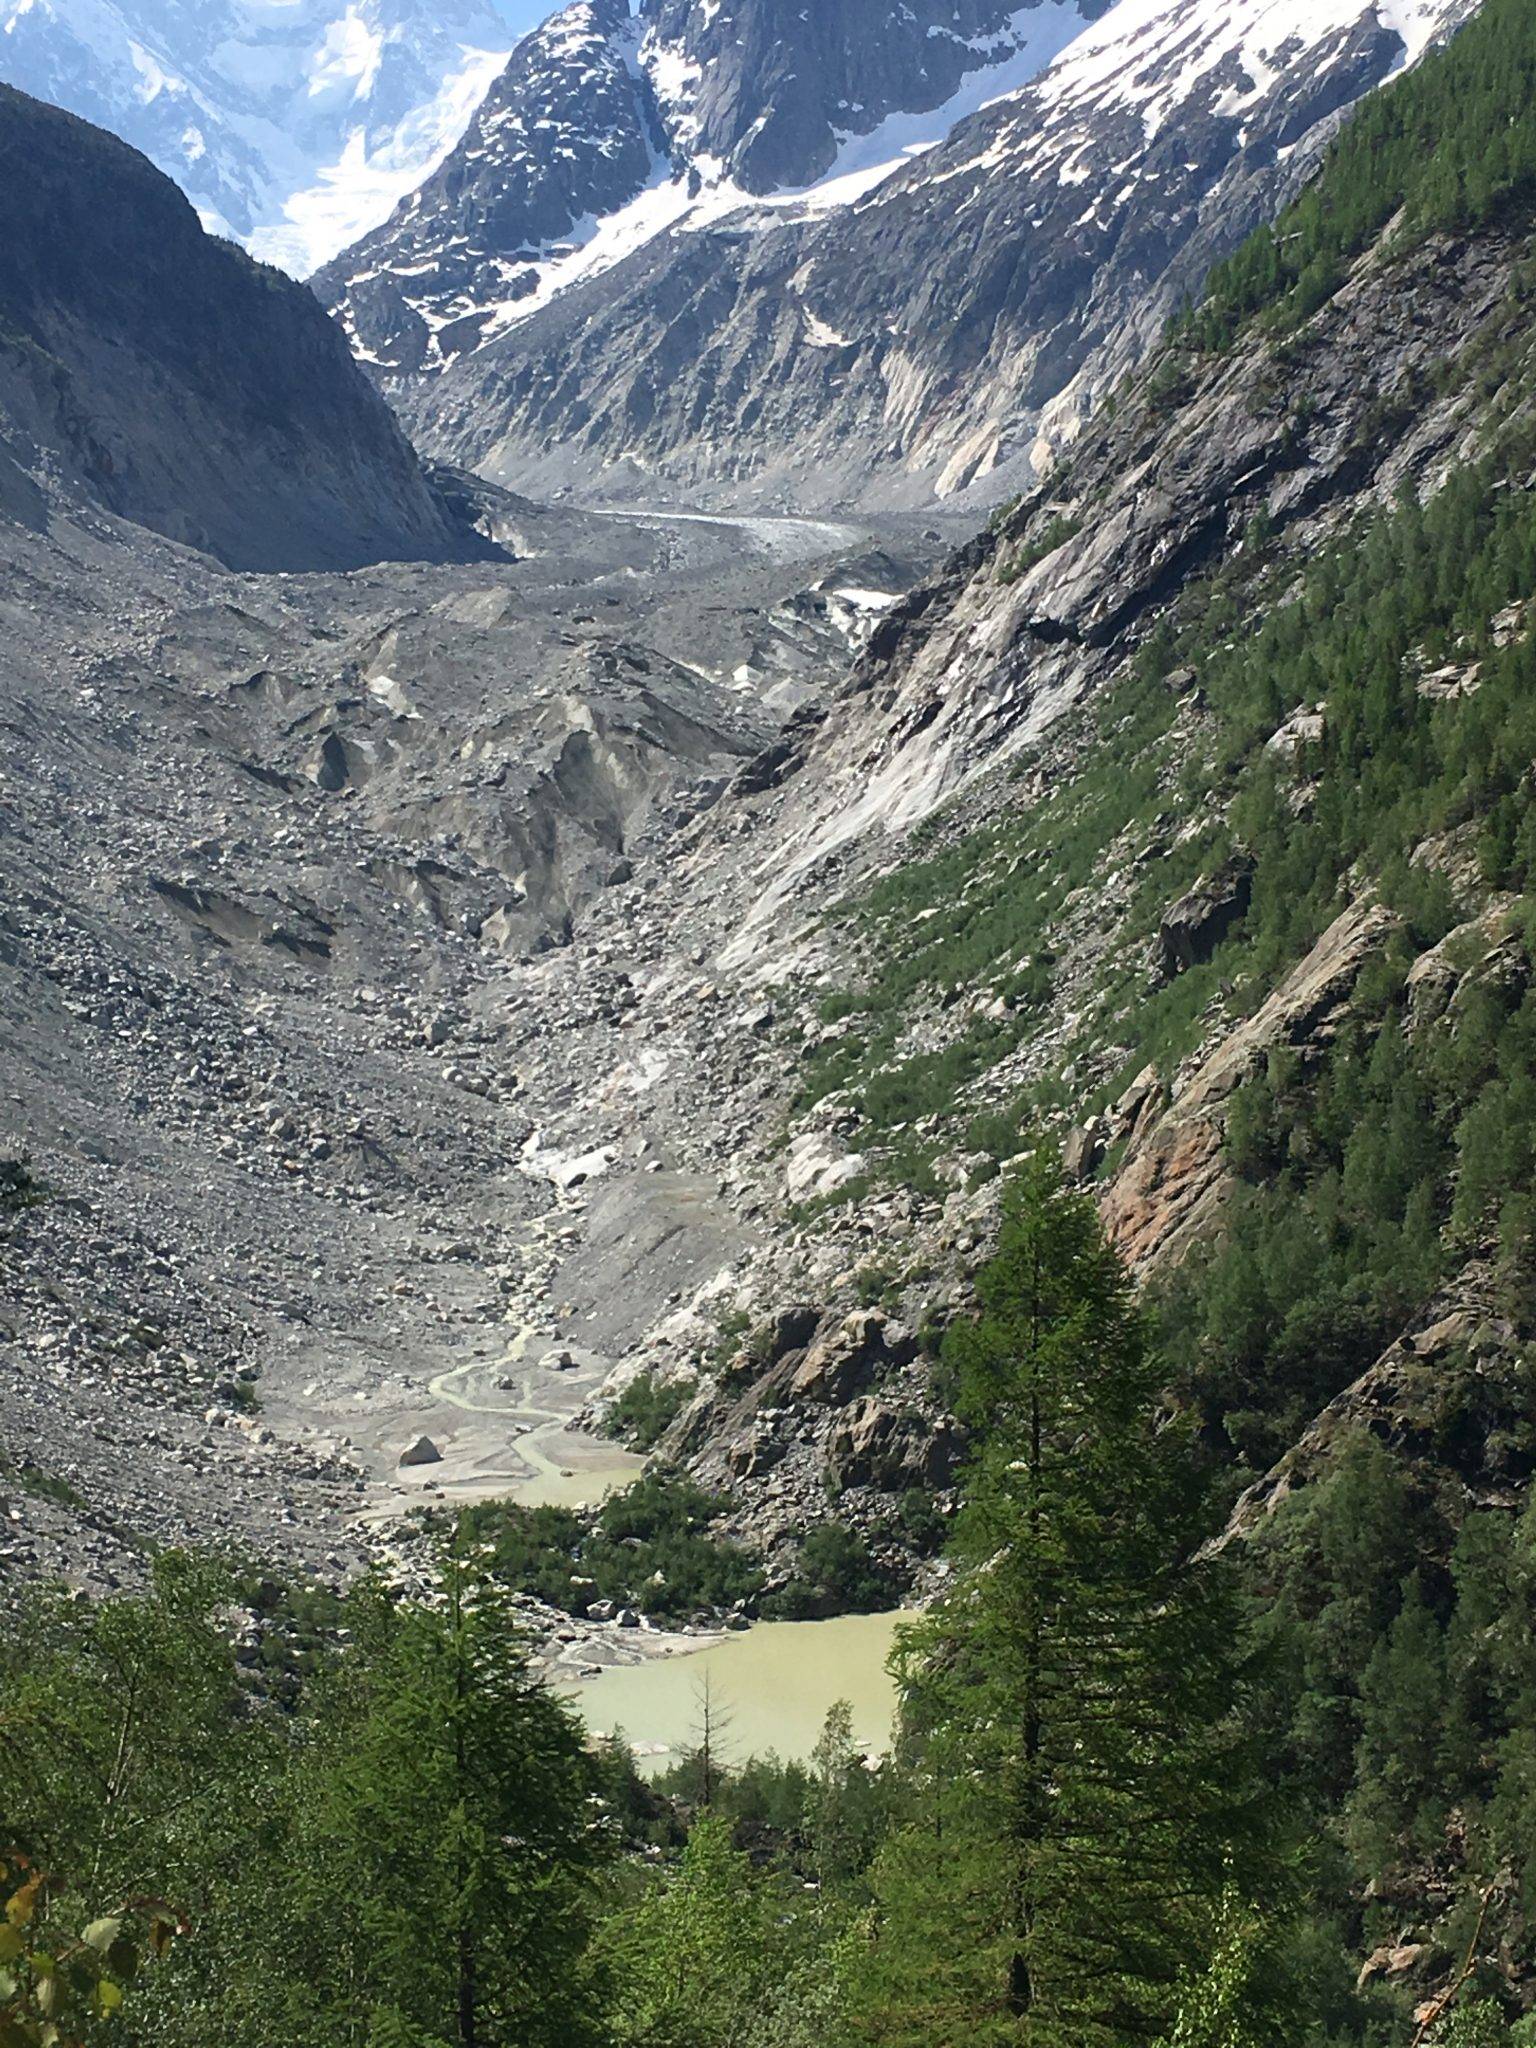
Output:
[
  {"xmin": 0, "ymin": 85, "xmax": 480, "ymax": 571},
  {"xmin": 0, "ymin": 0, "xmax": 513, "ymax": 273},
  {"xmin": 326, "ymin": 0, "xmax": 1476, "ymax": 513}
]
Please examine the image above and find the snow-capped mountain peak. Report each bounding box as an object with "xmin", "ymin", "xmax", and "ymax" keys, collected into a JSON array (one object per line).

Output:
[
  {"xmin": 0, "ymin": 0, "xmax": 515, "ymax": 273},
  {"xmin": 315, "ymin": 0, "xmax": 1105, "ymax": 373},
  {"xmin": 359, "ymin": 0, "xmax": 1475, "ymax": 514}
]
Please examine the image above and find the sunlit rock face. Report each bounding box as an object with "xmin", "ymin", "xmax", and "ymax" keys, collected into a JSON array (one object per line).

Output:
[{"xmin": 320, "ymin": 0, "xmax": 1470, "ymax": 515}]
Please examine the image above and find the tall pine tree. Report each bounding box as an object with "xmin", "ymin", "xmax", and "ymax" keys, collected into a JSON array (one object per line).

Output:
[
  {"xmin": 232, "ymin": 1533, "xmax": 609, "ymax": 2048},
  {"xmin": 854, "ymin": 1154, "xmax": 1287, "ymax": 2046}
]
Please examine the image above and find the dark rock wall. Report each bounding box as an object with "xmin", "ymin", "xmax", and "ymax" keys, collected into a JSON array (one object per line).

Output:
[{"xmin": 0, "ymin": 84, "xmax": 471, "ymax": 571}]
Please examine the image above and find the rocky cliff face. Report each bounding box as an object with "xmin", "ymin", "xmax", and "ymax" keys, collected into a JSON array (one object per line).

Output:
[
  {"xmin": 0, "ymin": 85, "xmax": 477, "ymax": 572},
  {"xmin": 313, "ymin": 0, "xmax": 665, "ymax": 377},
  {"xmin": 636, "ymin": 0, "xmax": 1104, "ymax": 195},
  {"xmin": 332, "ymin": 0, "xmax": 1473, "ymax": 512}
]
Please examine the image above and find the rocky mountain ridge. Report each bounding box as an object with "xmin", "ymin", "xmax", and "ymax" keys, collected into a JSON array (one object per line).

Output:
[
  {"xmin": 328, "ymin": 0, "xmax": 1475, "ymax": 512},
  {"xmin": 454, "ymin": 184, "xmax": 1536, "ymax": 1585},
  {"xmin": 314, "ymin": 0, "xmax": 1099, "ymax": 382}
]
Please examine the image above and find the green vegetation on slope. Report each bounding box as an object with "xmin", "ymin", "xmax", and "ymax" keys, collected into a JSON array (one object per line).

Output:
[
  {"xmin": 5, "ymin": 1165, "xmax": 1531, "ymax": 2043},
  {"xmin": 803, "ymin": 250, "xmax": 1536, "ymax": 1467},
  {"xmin": 1250, "ymin": 1429, "xmax": 1536, "ymax": 2037},
  {"xmin": 1178, "ymin": 0, "xmax": 1536, "ymax": 349},
  {"xmin": 602, "ymin": 1368, "xmax": 693, "ymax": 1450},
  {"xmin": 450, "ymin": 1469, "xmax": 765, "ymax": 1623}
]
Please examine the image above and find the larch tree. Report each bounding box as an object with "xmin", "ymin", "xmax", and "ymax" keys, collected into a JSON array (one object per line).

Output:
[{"xmin": 853, "ymin": 1154, "xmax": 1289, "ymax": 2047}]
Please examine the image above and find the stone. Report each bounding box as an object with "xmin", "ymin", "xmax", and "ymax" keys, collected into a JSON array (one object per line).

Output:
[
  {"xmin": 398, "ymin": 1435, "xmax": 442, "ymax": 1468},
  {"xmin": 1264, "ymin": 706, "xmax": 1326, "ymax": 759},
  {"xmin": 1153, "ymin": 853, "xmax": 1254, "ymax": 982},
  {"xmin": 784, "ymin": 1130, "xmax": 867, "ymax": 1202},
  {"xmin": 789, "ymin": 1309, "xmax": 912, "ymax": 1404},
  {"xmin": 1357, "ymin": 1942, "xmax": 1429, "ymax": 1990},
  {"xmin": 1061, "ymin": 1119, "xmax": 1104, "ymax": 1183},
  {"xmin": 725, "ymin": 1430, "xmax": 786, "ymax": 1478},
  {"xmin": 827, "ymin": 1398, "xmax": 957, "ymax": 1492},
  {"xmin": 763, "ymin": 1304, "xmax": 821, "ymax": 1363}
]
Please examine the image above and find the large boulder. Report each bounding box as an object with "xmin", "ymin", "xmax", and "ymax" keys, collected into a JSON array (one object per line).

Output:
[
  {"xmin": 398, "ymin": 1435, "xmax": 442, "ymax": 1468},
  {"xmin": 764, "ymin": 1304, "xmax": 821, "ymax": 1361},
  {"xmin": 724, "ymin": 1427, "xmax": 787, "ymax": 1479},
  {"xmin": 784, "ymin": 1130, "xmax": 868, "ymax": 1203},
  {"xmin": 790, "ymin": 1309, "xmax": 916, "ymax": 1404},
  {"xmin": 828, "ymin": 1398, "xmax": 957, "ymax": 1492},
  {"xmin": 1153, "ymin": 853, "xmax": 1255, "ymax": 981}
]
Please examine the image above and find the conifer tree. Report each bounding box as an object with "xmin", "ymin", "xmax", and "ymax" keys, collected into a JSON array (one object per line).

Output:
[
  {"xmin": 245, "ymin": 1532, "xmax": 608, "ymax": 2048},
  {"xmin": 853, "ymin": 1155, "xmax": 1287, "ymax": 2047},
  {"xmin": 806, "ymin": 1701, "xmax": 885, "ymax": 1892},
  {"xmin": 603, "ymin": 1810, "xmax": 780, "ymax": 2048},
  {"xmin": 0, "ymin": 1552, "xmax": 241, "ymax": 1904}
]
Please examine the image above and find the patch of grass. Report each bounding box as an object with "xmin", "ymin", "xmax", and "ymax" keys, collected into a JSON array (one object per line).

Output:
[
  {"xmin": 997, "ymin": 513, "xmax": 1083, "ymax": 585},
  {"xmin": 4, "ymin": 1462, "xmax": 85, "ymax": 1511},
  {"xmin": 603, "ymin": 1370, "xmax": 691, "ymax": 1451},
  {"xmin": 0, "ymin": 1159, "xmax": 42, "ymax": 1216}
]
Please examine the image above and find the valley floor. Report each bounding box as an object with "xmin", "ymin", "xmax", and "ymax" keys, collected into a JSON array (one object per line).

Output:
[{"xmin": 0, "ymin": 494, "xmax": 939, "ymax": 1608}]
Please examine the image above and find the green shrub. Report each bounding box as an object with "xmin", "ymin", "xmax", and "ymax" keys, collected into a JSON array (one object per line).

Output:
[
  {"xmin": 763, "ymin": 1524, "xmax": 895, "ymax": 1620},
  {"xmin": 605, "ymin": 1371, "xmax": 691, "ymax": 1450},
  {"xmin": 457, "ymin": 1472, "xmax": 764, "ymax": 1623}
]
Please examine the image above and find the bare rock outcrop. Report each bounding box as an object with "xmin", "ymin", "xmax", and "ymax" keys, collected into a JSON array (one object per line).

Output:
[
  {"xmin": 789, "ymin": 1310, "xmax": 916, "ymax": 1405},
  {"xmin": 828, "ymin": 1398, "xmax": 959, "ymax": 1493},
  {"xmin": 1102, "ymin": 900, "xmax": 1398, "ymax": 1272},
  {"xmin": 1153, "ymin": 854, "xmax": 1255, "ymax": 982}
]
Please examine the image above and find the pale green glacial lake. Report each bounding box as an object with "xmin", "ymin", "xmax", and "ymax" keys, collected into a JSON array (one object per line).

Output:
[{"xmin": 564, "ymin": 1608, "xmax": 908, "ymax": 1772}]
